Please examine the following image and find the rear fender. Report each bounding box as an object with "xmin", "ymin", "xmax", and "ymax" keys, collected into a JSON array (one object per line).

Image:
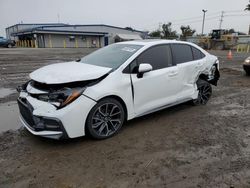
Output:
[{"xmin": 199, "ymin": 63, "xmax": 220, "ymax": 86}]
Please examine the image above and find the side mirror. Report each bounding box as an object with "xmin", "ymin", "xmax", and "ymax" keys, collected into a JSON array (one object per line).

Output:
[{"xmin": 137, "ymin": 63, "xmax": 152, "ymax": 78}]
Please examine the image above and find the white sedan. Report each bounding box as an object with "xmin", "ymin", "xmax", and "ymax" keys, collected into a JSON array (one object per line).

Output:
[{"xmin": 17, "ymin": 40, "xmax": 220, "ymax": 139}]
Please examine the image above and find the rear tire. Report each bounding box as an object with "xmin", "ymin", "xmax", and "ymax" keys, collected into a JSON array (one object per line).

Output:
[
  {"xmin": 193, "ymin": 79, "xmax": 212, "ymax": 105},
  {"xmin": 86, "ymin": 98, "xmax": 125, "ymax": 139},
  {"xmin": 7, "ymin": 44, "xmax": 12, "ymax": 48}
]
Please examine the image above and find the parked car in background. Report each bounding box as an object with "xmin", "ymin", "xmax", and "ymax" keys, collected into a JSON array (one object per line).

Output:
[
  {"xmin": 17, "ymin": 40, "xmax": 220, "ymax": 140},
  {"xmin": 0, "ymin": 36, "xmax": 15, "ymax": 48},
  {"xmin": 243, "ymin": 56, "xmax": 250, "ymax": 75}
]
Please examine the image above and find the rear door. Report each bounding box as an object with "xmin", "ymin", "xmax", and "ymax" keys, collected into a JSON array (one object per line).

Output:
[
  {"xmin": 171, "ymin": 44, "xmax": 205, "ymax": 99},
  {"xmin": 130, "ymin": 44, "xmax": 181, "ymax": 116}
]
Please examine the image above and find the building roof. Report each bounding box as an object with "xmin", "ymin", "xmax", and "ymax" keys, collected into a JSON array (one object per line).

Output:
[
  {"xmin": 6, "ymin": 23, "xmax": 146, "ymax": 34},
  {"xmin": 11, "ymin": 29, "xmax": 108, "ymax": 36},
  {"xmin": 5, "ymin": 23, "xmax": 68, "ymax": 30}
]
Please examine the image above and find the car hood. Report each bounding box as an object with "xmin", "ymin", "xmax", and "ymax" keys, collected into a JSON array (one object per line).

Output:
[{"xmin": 30, "ymin": 61, "xmax": 112, "ymax": 84}]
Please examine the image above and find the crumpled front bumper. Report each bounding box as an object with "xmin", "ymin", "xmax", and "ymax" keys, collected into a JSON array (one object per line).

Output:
[{"xmin": 17, "ymin": 92, "xmax": 96, "ymax": 139}]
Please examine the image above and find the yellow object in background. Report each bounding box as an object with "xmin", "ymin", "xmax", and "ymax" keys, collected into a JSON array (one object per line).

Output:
[
  {"xmin": 63, "ymin": 39, "xmax": 66, "ymax": 48},
  {"xmin": 75, "ymin": 38, "xmax": 78, "ymax": 48}
]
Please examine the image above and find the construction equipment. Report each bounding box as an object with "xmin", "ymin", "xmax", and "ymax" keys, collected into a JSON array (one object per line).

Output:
[{"xmin": 198, "ymin": 29, "xmax": 238, "ymax": 50}]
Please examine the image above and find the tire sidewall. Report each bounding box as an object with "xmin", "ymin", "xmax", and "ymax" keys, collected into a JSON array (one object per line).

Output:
[
  {"xmin": 193, "ymin": 79, "xmax": 212, "ymax": 105},
  {"xmin": 86, "ymin": 98, "xmax": 125, "ymax": 139}
]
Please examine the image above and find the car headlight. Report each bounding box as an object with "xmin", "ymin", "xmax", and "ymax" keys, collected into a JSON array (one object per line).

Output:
[{"xmin": 48, "ymin": 87, "xmax": 86, "ymax": 108}]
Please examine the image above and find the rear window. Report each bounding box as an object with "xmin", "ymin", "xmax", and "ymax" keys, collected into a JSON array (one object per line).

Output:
[
  {"xmin": 192, "ymin": 46, "xmax": 205, "ymax": 60},
  {"xmin": 171, "ymin": 44, "xmax": 193, "ymax": 64}
]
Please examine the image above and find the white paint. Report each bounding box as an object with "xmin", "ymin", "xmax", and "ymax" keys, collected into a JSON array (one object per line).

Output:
[
  {"xmin": 30, "ymin": 61, "xmax": 112, "ymax": 84},
  {"xmin": 18, "ymin": 40, "xmax": 219, "ymax": 139}
]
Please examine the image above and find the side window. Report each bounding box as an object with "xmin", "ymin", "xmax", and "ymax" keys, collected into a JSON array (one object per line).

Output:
[
  {"xmin": 192, "ymin": 46, "xmax": 205, "ymax": 60},
  {"xmin": 137, "ymin": 45, "xmax": 172, "ymax": 70},
  {"xmin": 171, "ymin": 44, "xmax": 193, "ymax": 64}
]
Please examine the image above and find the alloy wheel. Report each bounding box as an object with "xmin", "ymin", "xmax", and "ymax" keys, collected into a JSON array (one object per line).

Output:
[
  {"xmin": 91, "ymin": 102, "xmax": 123, "ymax": 137},
  {"xmin": 196, "ymin": 83, "xmax": 212, "ymax": 105}
]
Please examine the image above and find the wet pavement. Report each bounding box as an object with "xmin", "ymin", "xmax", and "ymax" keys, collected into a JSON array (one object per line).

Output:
[
  {"xmin": 0, "ymin": 88, "xmax": 15, "ymax": 98},
  {"xmin": 0, "ymin": 102, "xmax": 20, "ymax": 133}
]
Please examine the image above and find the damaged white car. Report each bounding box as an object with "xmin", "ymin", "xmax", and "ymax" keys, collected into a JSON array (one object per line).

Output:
[{"xmin": 17, "ymin": 40, "xmax": 220, "ymax": 139}]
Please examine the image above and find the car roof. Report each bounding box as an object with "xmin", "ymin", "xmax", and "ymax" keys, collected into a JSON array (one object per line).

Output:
[{"xmin": 120, "ymin": 39, "xmax": 194, "ymax": 47}]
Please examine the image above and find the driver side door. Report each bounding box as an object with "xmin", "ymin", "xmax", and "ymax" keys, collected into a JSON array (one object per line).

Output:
[{"xmin": 130, "ymin": 44, "xmax": 181, "ymax": 116}]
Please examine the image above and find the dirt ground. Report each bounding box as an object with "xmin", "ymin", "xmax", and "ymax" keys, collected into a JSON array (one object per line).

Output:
[{"xmin": 0, "ymin": 48, "xmax": 250, "ymax": 188}]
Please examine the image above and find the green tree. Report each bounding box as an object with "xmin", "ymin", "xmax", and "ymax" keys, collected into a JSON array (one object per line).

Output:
[
  {"xmin": 161, "ymin": 22, "xmax": 177, "ymax": 39},
  {"xmin": 149, "ymin": 30, "xmax": 161, "ymax": 38},
  {"xmin": 180, "ymin": 25, "xmax": 196, "ymax": 40}
]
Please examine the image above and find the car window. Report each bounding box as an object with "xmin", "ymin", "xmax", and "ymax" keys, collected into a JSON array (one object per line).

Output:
[
  {"xmin": 81, "ymin": 44, "xmax": 143, "ymax": 69},
  {"xmin": 192, "ymin": 46, "xmax": 205, "ymax": 60},
  {"xmin": 171, "ymin": 44, "xmax": 193, "ymax": 64},
  {"xmin": 137, "ymin": 45, "xmax": 172, "ymax": 70}
]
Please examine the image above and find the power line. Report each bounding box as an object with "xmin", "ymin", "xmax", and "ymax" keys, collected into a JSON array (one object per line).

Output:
[
  {"xmin": 171, "ymin": 16, "xmax": 220, "ymax": 26},
  {"xmin": 224, "ymin": 10, "xmax": 246, "ymax": 13},
  {"xmin": 169, "ymin": 10, "xmax": 246, "ymax": 23},
  {"xmin": 224, "ymin": 14, "xmax": 250, "ymax": 17},
  {"xmin": 170, "ymin": 11, "xmax": 221, "ymax": 22}
]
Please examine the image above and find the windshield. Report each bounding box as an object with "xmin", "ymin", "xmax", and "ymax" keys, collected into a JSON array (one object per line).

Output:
[{"xmin": 81, "ymin": 43, "xmax": 143, "ymax": 69}]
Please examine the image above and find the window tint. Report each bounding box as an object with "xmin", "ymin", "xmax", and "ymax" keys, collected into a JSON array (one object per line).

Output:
[
  {"xmin": 192, "ymin": 46, "xmax": 205, "ymax": 60},
  {"xmin": 137, "ymin": 45, "xmax": 172, "ymax": 70},
  {"xmin": 171, "ymin": 44, "xmax": 193, "ymax": 64}
]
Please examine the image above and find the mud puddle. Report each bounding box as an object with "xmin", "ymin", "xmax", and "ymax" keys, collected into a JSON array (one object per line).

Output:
[
  {"xmin": 0, "ymin": 88, "xmax": 16, "ymax": 98},
  {"xmin": 0, "ymin": 101, "xmax": 21, "ymax": 133}
]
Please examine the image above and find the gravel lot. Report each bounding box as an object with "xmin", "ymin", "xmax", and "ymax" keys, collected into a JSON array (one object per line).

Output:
[{"xmin": 0, "ymin": 48, "xmax": 250, "ymax": 188}]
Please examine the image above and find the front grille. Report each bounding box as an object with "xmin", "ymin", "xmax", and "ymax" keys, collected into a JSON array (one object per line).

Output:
[{"xmin": 17, "ymin": 98, "xmax": 35, "ymax": 129}]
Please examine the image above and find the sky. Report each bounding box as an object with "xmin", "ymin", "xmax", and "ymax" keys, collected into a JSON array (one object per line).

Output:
[{"xmin": 0, "ymin": 0, "xmax": 249, "ymax": 37}]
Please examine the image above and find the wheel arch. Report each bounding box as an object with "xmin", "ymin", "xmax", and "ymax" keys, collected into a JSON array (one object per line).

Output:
[{"xmin": 96, "ymin": 95, "xmax": 128, "ymax": 121}]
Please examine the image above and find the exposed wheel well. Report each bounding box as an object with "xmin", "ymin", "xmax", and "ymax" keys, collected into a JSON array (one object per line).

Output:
[
  {"xmin": 97, "ymin": 95, "xmax": 128, "ymax": 121},
  {"xmin": 198, "ymin": 63, "xmax": 220, "ymax": 86}
]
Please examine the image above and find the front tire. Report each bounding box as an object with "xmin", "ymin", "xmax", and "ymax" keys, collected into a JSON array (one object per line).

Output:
[
  {"xmin": 86, "ymin": 98, "xmax": 125, "ymax": 139},
  {"xmin": 193, "ymin": 79, "xmax": 212, "ymax": 105}
]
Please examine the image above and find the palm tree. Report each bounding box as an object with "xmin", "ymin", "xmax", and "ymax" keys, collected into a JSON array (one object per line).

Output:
[{"xmin": 245, "ymin": 1, "xmax": 250, "ymax": 11}]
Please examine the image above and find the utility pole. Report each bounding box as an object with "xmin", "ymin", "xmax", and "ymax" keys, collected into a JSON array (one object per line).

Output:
[
  {"xmin": 202, "ymin": 9, "xmax": 207, "ymax": 35},
  {"xmin": 57, "ymin": 13, "xmax": 60, "ymax": 23},
  {"xmin": 219, "ymin": 11, "xmax": 224, "ymax": 30}
]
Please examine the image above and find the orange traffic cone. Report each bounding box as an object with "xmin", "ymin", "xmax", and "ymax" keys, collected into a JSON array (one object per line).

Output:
[{"xmin": 227, "ymin": 50, "xmax": 233, "ymax": 60}]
